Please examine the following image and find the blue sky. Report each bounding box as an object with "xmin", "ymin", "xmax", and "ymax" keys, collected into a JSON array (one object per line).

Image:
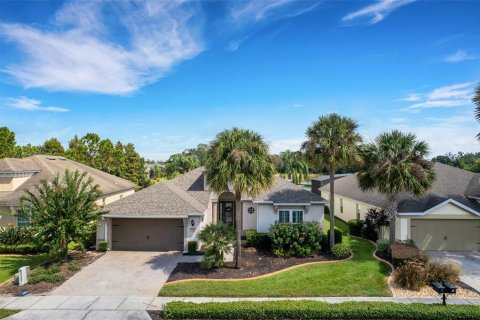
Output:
[{"xmin": 0, "ymin": 0, "xmax": 479, "ymax": 160}]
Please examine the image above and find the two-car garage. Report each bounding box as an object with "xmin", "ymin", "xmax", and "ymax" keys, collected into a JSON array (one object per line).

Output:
[{"xmin": 110, "ymin": 218, "xmax": 184, "ymax": 251}]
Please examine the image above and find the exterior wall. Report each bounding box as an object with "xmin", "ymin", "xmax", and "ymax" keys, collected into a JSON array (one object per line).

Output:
[
  {"xmin": 322, "ymin": 191, "xmax": 377, "ymax": 222},
  {"xmin": 0, "ymin": 206, "xmax": 16, "ymax": 227},
  {"xmin": 256, "ymin": 203, "xmax": 324, "ymax": 233},
  {"xmin": 95, "ymin": 189, "xmax": 135, "ymax": 207},
  {"xmin": 242, "ymin": 201, "xmax": 257, "ymax": 231},
  {"xmin": 96, "ymin": 217, "xmax": 112, "ymax": 249},
  {"xmin": 0, "ymin": 175, "xmax": 32, "ymax": 192}
]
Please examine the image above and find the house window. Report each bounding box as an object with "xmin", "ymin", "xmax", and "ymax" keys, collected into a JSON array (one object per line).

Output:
[
  {"xmin": 292, "ymin": 210, "xmax": 304, "ymax": 224},
  {"xmin": 340, "ymin": 199, "xmax": 343, "ymax": 213},
  {"xmin": 279, "ymin": 210, "xmax": 290, "ymax": 223},
  {"xmin": 16, "ymin": 210, "xmax": 31, "ymax": 227}
]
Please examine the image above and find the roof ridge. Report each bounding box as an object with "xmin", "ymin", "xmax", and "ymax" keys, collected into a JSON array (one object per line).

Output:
[
  {"xmin": 165, "ymin": 181, "xmax": 206, "ymax": 213},
  {"xmin": 33, "ymin": 155, "xmax": 54, "ymax": 176}
]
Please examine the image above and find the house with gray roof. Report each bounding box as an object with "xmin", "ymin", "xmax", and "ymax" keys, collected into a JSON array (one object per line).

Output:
[
  {"xmin": 0, "ymin": 155, "xmax": 136, "ymax": 227},
  {"xmin": 98, "ymin": 167, "xmax": 327, "ymax": 252},
  {"xmin": 319, "ymin": 162, "xmax": 480, "ymax": 251}
]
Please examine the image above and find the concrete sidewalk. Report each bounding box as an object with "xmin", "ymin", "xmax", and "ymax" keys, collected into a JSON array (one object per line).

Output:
[{"xmin": 2, "ymin": 295, "xmax": 480, "ymax": 319}]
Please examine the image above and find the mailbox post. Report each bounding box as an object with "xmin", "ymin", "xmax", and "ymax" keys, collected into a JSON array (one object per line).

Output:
[{"xmin": 431, "ymin": 281, "xmax": 457, "ymax": 305}]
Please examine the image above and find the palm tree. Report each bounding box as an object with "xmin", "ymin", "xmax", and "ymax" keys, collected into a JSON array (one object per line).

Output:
[
  {"xmin": 302, "ymin": 114, "xmax": 362, "ymax": 251},
  {"xmin": 357, "ymin": 130, "xmax": 435, "ymax": 245},
  {"xmin": 474, "ymin": 83, "xmax": 480, "ymax": 139},
  {"xmin": 280, "ymin": 150, "xmax": 309, "ymax": 184},
  {"xmin": 206, "ymin": 128, "xmax": 275, "ymax": 268}
]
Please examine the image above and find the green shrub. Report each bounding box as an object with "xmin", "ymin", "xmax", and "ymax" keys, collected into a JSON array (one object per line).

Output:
[
  {"xmin": 347, "ymin": 219, "xmax": 364, "ymax": 236},
  {"xmin": 245, "ymin": 230, "xmax": 271, "ymax": 251},
  {"xmin": 0, "ymin": 225, "xmax": 38, "ymax": 245},
  {"xmin": 269, "ymin": 222, "xmax": 323, "ymax": 257},
  {"xmin": 163, "ymin": 300, "xmax": 480, "ymax": 320},
  {"xmin": 331, "ymin": 243, "xmax": 351, "ymax": 258},
  {"xmin": 362, "ymin": 208, "xmax": 388, "ymax": 241},
  {"xmin": 391, "ymin": 243, "xmax": 427, "ymax": 267},
  {"xmin": 393, "ymin": 258, "xmax": 427, "ymax": 291},
  {"xmin": 198, "ymin": 222, "xmax": 235, "ymax": 270},
  {"xmin": 187, "ymin": 241, "xmax": 198, "ymax": 255},
  {"xmin": 97, "ymin": 241, "xmax": 109, "ymax": 252},
  {"xmin": 0, "ymin": 243, "xmax": 44, "ymax": 254},
  {"xmin": 426, "ymin": 261, "xmax": 460, "ymax": 284},
  {"xmin": 29, "ymin": 264, "xmax": 65, "ymax": 284},
  {"xmin": 322, "ymin": 228, "xmax": 343, "ymax": 251},
  {"xmin": 376, "ymin": 239, "xmax": 390, "ymax": 253},
  {"xmin": 68, "ymin": 260, "xmax": 80, "ymax": 272},
  {"xmin": 244, "ymin": 230, "xmax": 256, "ymax": 246}
]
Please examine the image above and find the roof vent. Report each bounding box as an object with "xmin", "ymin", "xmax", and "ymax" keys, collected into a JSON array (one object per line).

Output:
[
  {"xmin": 59, "ymin": 157, "xmax": 67, "ymax": 161},
  {"xmin": 46, "ymin": 156, "xmax": 56, "ymax": 160}
]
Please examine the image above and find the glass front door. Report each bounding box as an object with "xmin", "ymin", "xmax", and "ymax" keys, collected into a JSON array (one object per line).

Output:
[{"xmin": 219, "ymin": 201, "xmax": 235, "ymax": 227}]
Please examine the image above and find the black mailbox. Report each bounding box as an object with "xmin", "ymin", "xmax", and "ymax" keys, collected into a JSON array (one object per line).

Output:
[
  {"xmin": 431, "ymin": 282, "xmax": 446, "ymax": 294},
  {"xmin": 431, "ymin": 281, "xmax": 457, "ymax": 305},
  {"xmin": 443, "ymin": 282, "xmax": 457, "ymax": 294}
]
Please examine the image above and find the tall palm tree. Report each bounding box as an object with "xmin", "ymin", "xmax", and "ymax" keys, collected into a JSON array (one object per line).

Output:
[
  {"xmin": 357, "ymin": 130, "xmax": 435, "ymax": 245},
  {"xmin": 302, "ymin": 114, "xmax": 362, "ymax": 251},
  {"xmin": 474, "ymin": 83, "xmax": 480, "ymax": 139},
  {"xmin": 206, "ymin": 128, "xmax": 275, "ymax": 268},
  {"xmin": 280, "ymin": 150, "xmax": 309, "ymax": 184}
]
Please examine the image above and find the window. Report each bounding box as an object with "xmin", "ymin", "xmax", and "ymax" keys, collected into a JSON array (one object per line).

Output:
[
  {"xmin": 292, "ymin": 210, "xmax": 304, "ymax": 224},
  {"xmin": 279, "ymin": 210, "xmax": 290, "ymax": 223},
  {"xmin": 340, "ymin": 198, "xmax": 343, "ymax": 213},
  {"xmin": 278, "ymin": 210, "xmax": 304, "ymax": 224},
  {"xmin": 16, "ymin": 210, "xmax": 31, "ymax": 227}
]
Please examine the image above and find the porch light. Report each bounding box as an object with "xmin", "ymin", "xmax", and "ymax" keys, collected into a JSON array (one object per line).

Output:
[
  {"xmin": 191, "ymin": 219, "xmax": 195, "ymax": 227},
  {"xmin": 431, "ymin": 281, "xmax": 457, "ymax": 305}
]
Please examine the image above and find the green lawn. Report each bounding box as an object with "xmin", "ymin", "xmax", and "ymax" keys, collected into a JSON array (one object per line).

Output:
[
  {"xmin": 0, "ymin": 309, "xmax": 18, "ymax": 319},
  {"xmin": 0, "ymin": 254, "xmax": 49, "ymax": 283},
  {"xmin": 159, "ymin": 218, "xmax": 391, "ymax": 297}
]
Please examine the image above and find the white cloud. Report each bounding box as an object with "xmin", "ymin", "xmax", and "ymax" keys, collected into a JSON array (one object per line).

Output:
[
  {"xmin": 4, "ymin": 96, "xmax": 69, "ymax": 112},
  {"xmin": 444, "ymin": 50, "xmax": 475, "ymax": 63},
  {"xmin": 342, "ymin": 0, "xmax": 415, "ymax": 25},
  {"xmin": 231, "ymin": 0, "xmax": 296, "ymax": 22},
  {"xmin": 400, "ymin": 93, "xmax": 421, "ymax": 102},
  {"xmin": 401, "ymin": 81, "xmax": 476, "ymax": 111},
  {"xmin": 0, "ymin": 0, "xmax": 203, "ymax": 95}
]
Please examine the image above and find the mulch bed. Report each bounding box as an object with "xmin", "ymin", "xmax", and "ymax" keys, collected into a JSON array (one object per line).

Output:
[
  {"xmin": 167, "ymin": 247, "xmax": 341, "ymax": 282},
  {"xmin": 0, "ymin": 250, "xmax": 103, "ymax": 296}
]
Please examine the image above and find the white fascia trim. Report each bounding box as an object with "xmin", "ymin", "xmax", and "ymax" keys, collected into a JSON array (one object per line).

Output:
[
  {"xmin": 102, "ymin": 214, "xmax": 189, "ymax": 219},
  {"xmin": 398, "ymin": 198, "xmax": 480, "ymax": 217}
]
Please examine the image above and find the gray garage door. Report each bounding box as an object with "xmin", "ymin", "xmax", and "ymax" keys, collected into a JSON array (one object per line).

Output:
[
  {"xmin": 111, "ymin": 218, "xmax": 184, "ymax": 251},
  {"xmin": 411, "ymin": 219, "xmax": 480, "ymax": 251}
]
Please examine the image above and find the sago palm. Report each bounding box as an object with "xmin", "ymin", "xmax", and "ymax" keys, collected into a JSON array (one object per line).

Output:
[
  {"xmin": 281, "ymin": 150, "xmax": 309, "ymax": 184},
  {"xmin": 206, "ymin": 128, "xmax": 275, "ymax": 268},
  {"xmin": 302, "ymin": 113, "xmax": 362, "ymax": 251},
  {"xmin": 357, "ymin": 130, "xmax": 435, "ymax": 245}
]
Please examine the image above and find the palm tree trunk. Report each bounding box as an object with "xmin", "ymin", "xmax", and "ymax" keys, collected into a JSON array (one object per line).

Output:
[
  {"xmin": 386, "ymin": 195, "xmax": 399, "ymax": 245},
  {"xmin": 234, "ymin": 192, "xmax": 242, "ymax": 269},
  {"xmin": 329, "ymin": 165, "xmax": 335, "ymax": 251}
]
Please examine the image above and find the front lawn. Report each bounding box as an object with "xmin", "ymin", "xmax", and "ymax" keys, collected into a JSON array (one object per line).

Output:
[
  {"xmin": 159, "ymin": 219, "xmax": 391, "ymax": 297},
  {"xmin": 0, "ymin": 254, "xmax": 49, "ymax": 283},
  {"xmin": 0, "ymin": 309, "xmax": 18, "ymax": 319}
]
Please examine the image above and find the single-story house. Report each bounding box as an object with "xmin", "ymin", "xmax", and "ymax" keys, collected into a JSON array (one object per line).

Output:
[
  {"xmin": 319, "ymin": 162, "xmax": 480, "ymax": 251},
  {"xmin": 0, "ymin": 155, "xmax": 136, "ymax": 227},
  {"xmin": 98, "ymin": 167, "xmax": 327, "ymax": 252},
  {"xmin": 311, "ymin": 174, "xmax": 352, "ymax": 197}
]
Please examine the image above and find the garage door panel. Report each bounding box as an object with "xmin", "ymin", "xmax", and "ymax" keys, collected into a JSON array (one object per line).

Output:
[
  {"xmin": 112, "ymin": 218, "xmax": 184, "ymax": 251},
  {"xmin": 411, "ymin": 219, "xmax": 480, "ymax": 251}
]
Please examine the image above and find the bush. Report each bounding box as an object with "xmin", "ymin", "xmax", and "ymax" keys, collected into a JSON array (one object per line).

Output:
[
  {"xmin": 187, "ymin": 241, "xmax": 198, "ymax": 255},
  {"xmin": 391, "ymin": 243, "xmax": 427, "ymax": 267},
  {"xmin": 0, "ymin": 243, "xmax": 45, "ymax": 254},
  {"xmin": 347, "ymin": 219, "xmax": 364, "ymax": 236},
  {"xmin": 376, "ymin": 239, "xmax": 390, "ymax": 253},
  {"xmin": 29, "ymin": 264, "xmax": 65, "ymax": 284},
  {"xmin": 245, "ymin": 231, "xmax": 271, "ymax": 251},
  {"xmin": 0, "ymin": 225, "xmax": 38, "ymax": 245},
  {"xmin": 331, "ymin": 243, "xmax": 351, "ymax": 258},
  {"xmin": 393, "ymin": 258, "xmax": 427, "ymax": 291},
  {"xmin": 426, "ymin": 261, "xmax": 460, "ymax": 284},
  {"xmin": 97, "ymin": 241, "xmax": 109, "ymax": 252},
  {"xmin": 321, "ymin": 227, "xmax": 343, "ymax": 251},
  {"xmin": 163, "ymin": 300, "xmax": 480, "ymax": 320},
  {"xmin": 68, "ymin": 260, "xmax": 80, "ymax": 272},
  {"xmin": 362, "ymin": 208, "xmax": 388, "ymax": 241},
  {"xmin": 198, "ymin": 222, "xmax": 235, "ymax": 270},
  {"xmin": 269, "ymin": 222, "xmax": 323, "ymax": 258}
]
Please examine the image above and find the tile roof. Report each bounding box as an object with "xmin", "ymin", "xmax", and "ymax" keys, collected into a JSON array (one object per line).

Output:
[
  {"xmin": 0, "ymin": 155, "xmax": 135, "ymax": 206},
  {"xmin": 320, "ymin": 162, "xmax": 480, "ymax": 213}
]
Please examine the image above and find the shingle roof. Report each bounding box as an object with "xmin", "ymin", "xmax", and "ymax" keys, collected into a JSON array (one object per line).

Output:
[
  {"xmin": 0, "ymin": 155, "xmax": 135, "ymax": 206},
  {"xmin": 105, "ymin": 167, "xmax": 326, "ymax": 218},
  {"xmin": 320, "ymin": 162, "xmax": 480, "ymax": 213}
]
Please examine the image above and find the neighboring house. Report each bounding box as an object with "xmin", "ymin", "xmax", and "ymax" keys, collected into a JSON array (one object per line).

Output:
[
  {"xmin": 311, "ymin": 174, "xmax": 351, "ymax": 197},
  {"xmin": 98, "ymin": 167, "xmax": 326, "ymax": 252},
  {"xmin": 0, "ymin": 155, "xmax": 136, "ymax": 227},
  {"xmin": 320, "ymin": 163, "xmax": 480, "ymax": 251}
]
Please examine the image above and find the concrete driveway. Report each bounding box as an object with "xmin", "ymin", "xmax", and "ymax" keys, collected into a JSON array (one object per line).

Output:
[
  {"xmin": 51, "ymin": 251, "xmax": 201, "ymax": 296},
  {"xmin": 428, "ymin": 251, "xmax": 480, "ymax": 292}
]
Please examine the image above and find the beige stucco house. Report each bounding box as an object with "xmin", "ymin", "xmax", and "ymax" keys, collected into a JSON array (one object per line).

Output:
[
  {"xmin": 98, "ymin": 167, "xmax": 326, "ymax": 252},
  {"xmin": 0, "ymin": 155, "xmax": 135, "ymax": 227},
  {"xmin": 318, "ymin": 163, "xmax": 480, "ymax": 251}
]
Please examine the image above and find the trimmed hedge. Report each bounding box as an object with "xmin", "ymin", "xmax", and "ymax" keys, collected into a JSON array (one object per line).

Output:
[
  {"xmin": 0, "ymin": 243, "xmax": 45, "ymax": 254},
  {"xmin": 187, "ymin": 241, "xmax": 197, "ymax": 255},
  {"xmin": 347, "ymin": 219, "xmax": 364, "ymax": 237},
  {"xmin": 269, "ymin": 222, "xmax": 323, "ymax": 257},
  {"xmin": 97, "ymin": 241, "xmax": 109, "ymax": 252},
  {"xmin": 245, "ymin": 230, "xmax": 271, "ymax": 251},
  {"xmin": 332, "ymin": 242, "xmax": 351, "ymax": 258},
  {"xmin": 162, "ymin": 301, "xmax": 480, "ymax": 319}
]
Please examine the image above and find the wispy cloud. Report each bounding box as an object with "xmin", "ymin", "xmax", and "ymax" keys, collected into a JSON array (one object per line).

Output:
[
  {"xmin": 444, "ymin": 50, "xmax": 475, "ymax": 63},
  {"xmin": 0, "ymin": 0, "xmax": 203, "ymax": 95},
  {"xmin": 401, "ymin": 82, "xmax": 476, "ymax": 112},
  {"xmin": 342, "ymin": 0, "xmax": 415, "ymax": 25},
  {"xmin": 230, "ymin": 0, "xmax": 317, "ymax": 23},
  {"xmin": 399, "ymin": 93, "xmax": 421, "ymax": 102},
  {"xmin": 4, "ymin": 96, "xmax": 69, "ymax": 112}
]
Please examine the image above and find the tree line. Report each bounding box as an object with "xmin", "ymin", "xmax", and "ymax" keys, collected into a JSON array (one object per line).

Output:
[{"xmin": 0, "ymin": 127, "xmax": 149, "ymax": 188}]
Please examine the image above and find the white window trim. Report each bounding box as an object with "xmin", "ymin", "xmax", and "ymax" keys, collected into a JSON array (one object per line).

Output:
[
  {"xmin": 278, "ymin": 209, "xmax": 304, "ymax": 224},
  {"xmin": 16, "ymin": 209, "xmax": 31, "ymax": 227}
]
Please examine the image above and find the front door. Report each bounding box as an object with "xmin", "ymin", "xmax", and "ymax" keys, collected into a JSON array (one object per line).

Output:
[{"xmin": 219, "ymin": 201, "xmax": 235, "ymax": 227}]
